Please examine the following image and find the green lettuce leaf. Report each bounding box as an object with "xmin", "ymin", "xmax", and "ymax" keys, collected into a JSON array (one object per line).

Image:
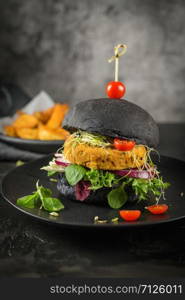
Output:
[
  {"xmin": 108, "ymin": 184, "xmax": 128, "ymax": 209},
  {"xmin": 65, "ymin": 164, "xmax": 86, "ymax": 186}
]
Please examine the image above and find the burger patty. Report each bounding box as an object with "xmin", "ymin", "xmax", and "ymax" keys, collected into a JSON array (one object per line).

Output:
[{"xmin": 63, "ymin": 136, "xmax": 147, "ymax": 170}]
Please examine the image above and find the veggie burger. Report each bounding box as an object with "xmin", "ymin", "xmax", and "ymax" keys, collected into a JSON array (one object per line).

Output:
[{"xmin": 42, "ymin": 98, "xmax": 169, "ymax": 209}]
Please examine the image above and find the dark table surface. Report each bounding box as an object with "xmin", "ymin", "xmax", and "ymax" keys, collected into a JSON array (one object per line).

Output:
[{"xmin": 0, "ymin": 123, "xmax": 185, "ymax": 278}]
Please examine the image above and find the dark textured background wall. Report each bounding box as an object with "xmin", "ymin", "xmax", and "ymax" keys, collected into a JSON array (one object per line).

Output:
[{"xmin": 0, "ymin": 0, "xmax": 185, "ymax": 122}]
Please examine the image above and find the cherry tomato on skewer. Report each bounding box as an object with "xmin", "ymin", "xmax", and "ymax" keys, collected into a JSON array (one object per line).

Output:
[
  {"xmin": 107, "ymin": 44, "xmax": 127, "ymax": 99},
  {"xmin": 114, "ymin": 138, "xmax": 135, "ymax": 151},
  {"xmin": 106, "ymin": 81, "xmax": 126, "ymax": 99}
]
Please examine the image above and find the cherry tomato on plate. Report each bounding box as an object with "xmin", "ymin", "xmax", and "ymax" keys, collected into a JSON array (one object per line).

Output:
[
  {"xmin": 114, "ymin": 138, "xmax": 135, "ymax": 151},
  {"xmin": 119, "ymin": 210, "xmax": 141, "ymax": 221},
  {"xmin": 106, "ymin": 81, "xmax": 126, "ymax": 99},
  {"xmin": 146, "ymin": 204, "xmax": 168, "ymax": 215}
]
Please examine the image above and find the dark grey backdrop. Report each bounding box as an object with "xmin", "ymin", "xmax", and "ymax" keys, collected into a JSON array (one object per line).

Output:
[{"xmin": 0, "ymin": 0, "xmax": 185, "ymax": 122}]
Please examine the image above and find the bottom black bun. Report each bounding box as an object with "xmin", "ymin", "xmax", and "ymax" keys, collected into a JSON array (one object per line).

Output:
[
  {"xmin": 57, "ymin": 173, "xmax": 110, "ymax": 206},
  {"xmin": 57, "ymin": 173, "xmax": 156, "ymax": 207}
]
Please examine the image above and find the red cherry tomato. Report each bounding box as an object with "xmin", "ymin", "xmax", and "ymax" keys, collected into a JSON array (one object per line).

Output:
[
  {"xmin": 119, "ymin": 210, "xmax": 141, "ymax": 221},
  {"xmin": 106, "ymin": 81, "xmax": 126, "ymax": 99},
  {"xmin": 114, "ymin": 138, "xmax": 135, "ymax": 151},
  {"xmin": 146, "ymin": 204, "xmax": 168, "ymax": 215}
]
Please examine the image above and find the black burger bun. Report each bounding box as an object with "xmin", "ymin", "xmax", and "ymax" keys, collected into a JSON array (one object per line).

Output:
[
  {"xmin": 57, "ymin": 173, "xmax": 109, "ymax": 206},
  {"xmin": 63, "ymin": 98, "xmax": 159, "ymax": 148}
]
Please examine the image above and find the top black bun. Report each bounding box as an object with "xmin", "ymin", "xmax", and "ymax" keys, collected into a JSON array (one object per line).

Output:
[{"xmin": 63, "ymin": 98, "xmax": 159, "ymax": 148}]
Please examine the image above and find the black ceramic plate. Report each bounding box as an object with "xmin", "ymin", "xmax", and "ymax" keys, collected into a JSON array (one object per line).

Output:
[
  {"xmin": 1, "ymin": 155, "xmax": 185, "ymax": 228},
  {"xmin": 0, "ymin": 133, "xmax": 64, "ymax": 154}
]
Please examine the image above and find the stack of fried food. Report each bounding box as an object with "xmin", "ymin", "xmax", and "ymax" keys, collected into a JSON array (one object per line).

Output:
[{"xmin": 3, "ymin": 103, "xmax": 70, "ymax": 140}]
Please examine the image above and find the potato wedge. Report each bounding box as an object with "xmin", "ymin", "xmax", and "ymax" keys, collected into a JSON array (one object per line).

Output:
[
  {"xmin": 56, "ymin": 128, "xmax": 70, "ymax": 139},
  {"xmin": 38, "ymin": 124, "xmax": 69, "ymax": 140},
  {"xmin": 16, "ymin": 128, "xmax": 38, "ymax": 140},
  {"xmin": 16, "ymin": 110, "xmax": 25, "ymax": 116},
  {"xmin": 12, "ymin": 114, "xmax": 38, "ymax": 129},
  {"xmin": 4, "ymin": 102, "xmax": 70, "ymax": 141},
  {"xmin": 34, "ymin": 106, "xmax": 54, "ymax": 123},
  {"xmin": 46, "ymin": 103, "xmax": 69, "ymax": 129},
  {"xmin": 3, "ymin": 125, "xmax": 17, "ymax": 137}
]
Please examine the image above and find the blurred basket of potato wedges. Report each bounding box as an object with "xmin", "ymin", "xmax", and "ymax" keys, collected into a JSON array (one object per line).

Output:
[{"xmin": 3, "ymin": 103, "xmax": 70, "ymax": 141}]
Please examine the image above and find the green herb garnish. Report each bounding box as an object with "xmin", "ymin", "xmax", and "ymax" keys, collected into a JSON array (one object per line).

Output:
[
  {"xmin": 17, "ymin": 193, "xmax": 39, "ymax": 209},
  {"xmin": 65, "ymin": 164, "xmax": 86, "ymax": 186},
  {"xmin": 69, "ymin": 131, "xmax": 111, "ymax": 148},
  {"xmin": 108, "ymin": 183, "xmax": 128, "ymax": 209},
  {"xmin": 47, "ymin": 170, "xmax": 57, "ymax": 177},
  {"xmin": 63, "ymin": 163, "xmax": 170, "ymax": 209},
  {"xmin": 17, "ymin": 181, "xmax": 64, "ymax": 212},
  {"xmin": 84, "ymin": 169, "xmax": 119, "ymax": 190},
  {"xmin": 64, "ymin": 165, "xmax": 120, "ymax": 190},
  {"xmin": 124, "ymin": 177, "xmax": 170, "ymax": 202}
]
